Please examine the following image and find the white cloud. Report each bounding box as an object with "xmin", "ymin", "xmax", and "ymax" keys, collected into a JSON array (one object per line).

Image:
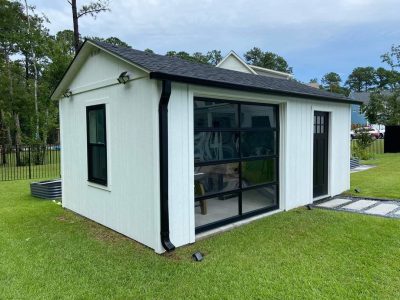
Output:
[{"xmin": 31, "ymin": 0, "xmax": 400, "ymax": 81}]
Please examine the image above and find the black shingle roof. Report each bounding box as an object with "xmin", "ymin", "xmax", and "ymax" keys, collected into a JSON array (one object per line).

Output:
[{"xmin": 90, "ymin": 40, "xmax": 359, "ymax": 104}]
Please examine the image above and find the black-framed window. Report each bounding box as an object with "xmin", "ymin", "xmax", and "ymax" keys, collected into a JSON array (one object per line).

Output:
[
  {"xmin": 86, "ymin": 104, "xmax": 107, "ymax": 186},
  {"xmin": 194, "ymin": 98, "xmax": 279, "ymax": 232}
]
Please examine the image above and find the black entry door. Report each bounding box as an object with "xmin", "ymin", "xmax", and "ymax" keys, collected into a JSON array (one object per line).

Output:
[{"xmin": 313, "ymin": 111, "xmax": 329, "ymax": 198}]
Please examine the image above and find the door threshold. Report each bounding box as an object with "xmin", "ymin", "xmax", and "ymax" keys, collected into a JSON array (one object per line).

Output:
[
  {"xmin": 195, "ymin": 209, "xmax": 283, "ymax": 241},
  {"xmin": 313, "ymin": 194, "xmax": 330, "ymax": 202}
]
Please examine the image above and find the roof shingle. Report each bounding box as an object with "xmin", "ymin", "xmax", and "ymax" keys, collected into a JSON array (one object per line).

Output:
[{"xmin": 91, "ymin": 40, "xmax": 359, "ymax": 104}]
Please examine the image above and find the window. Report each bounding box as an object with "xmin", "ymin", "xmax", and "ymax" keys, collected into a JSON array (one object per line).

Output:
[
  {"xmin": 86, "ymin": 104, "xmax": 107, "ymax": 185},
  {"xmin": 194, "ymin": 98, "xmax": 279, "ymax": 232}
]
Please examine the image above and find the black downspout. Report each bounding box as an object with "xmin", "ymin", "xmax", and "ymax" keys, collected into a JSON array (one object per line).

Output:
[{"xmin": 159, "ymin": 80, "xmax": 175, "ymax": 252}]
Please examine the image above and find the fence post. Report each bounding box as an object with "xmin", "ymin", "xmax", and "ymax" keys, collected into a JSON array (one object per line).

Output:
[{"xmin": 28, "ymin": 146, "xmax": 31, "ymax": 179}]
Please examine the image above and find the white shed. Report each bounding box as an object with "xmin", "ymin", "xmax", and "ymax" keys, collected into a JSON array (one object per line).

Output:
[{"xmin": 52, "ymin": 40, "xmax": 361, "ymax": 253}]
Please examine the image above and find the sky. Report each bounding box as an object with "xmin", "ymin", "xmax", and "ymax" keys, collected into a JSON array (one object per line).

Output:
[{"xmin": 33, "ymin": 0, "xmax": 400, "ymax": 83}]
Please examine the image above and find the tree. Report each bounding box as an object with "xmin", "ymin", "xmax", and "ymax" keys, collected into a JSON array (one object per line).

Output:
[
  {"xmin": 0, "ymin": 0, "xmax": 26, "ymax": 153},
  {"xmin": 206, "ymin": 50, "xmax": 222, "ymax": 66},
  {"xmin": 90, "ymin": 36, "xmax": 131, "ymax": 48},
  {"xmin": 244, "ymin": 47, "xmax": 293, "ymax": 73},
  {"xmin": 321, "ymin": 72, "xmax": 341, "ymax": 91},
  {"xmin": 165, "ymin": 50, "xmax": 222, "ymax": 65},
  {"xmin": 363, "ymin": 91, "xmax": 400, "ymax": 125},
  {"xmin": 375, "ymin": 67, "xmax": 400, "ymax": 91},
  {"xmin": 381, "ymin": 44, "xmax": 400, "ymax": 70},
  {"xmin": 68, "ymin": 0, "xmax": 110, "ymax": 53},
  {"xmin": 345, "ymin": 67, "xmax": 376, "ymax": 92}
]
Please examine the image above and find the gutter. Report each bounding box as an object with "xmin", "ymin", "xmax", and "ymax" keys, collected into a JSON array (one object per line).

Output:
[
  {"xmin": 159, "ymin": 80, "xmax": 175, "ymax": 252},
  {"xmin": 150, "ymin": 72, "xmax": 363, "ymax": 105}
]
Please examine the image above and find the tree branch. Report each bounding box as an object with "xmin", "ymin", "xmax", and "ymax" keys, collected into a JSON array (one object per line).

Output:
[{"xmin": 77, "ymin": 7, "xmax": 109, "ymax": 18}]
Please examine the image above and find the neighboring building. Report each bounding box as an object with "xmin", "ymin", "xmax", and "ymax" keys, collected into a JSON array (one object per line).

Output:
[
  {"xmin": 350, "ymin": 92, "xmax": 369, "ymax": 126},
  {"xmin": 52, "ymin": 40, "xmax": 361, "ymax": 254},
  {"xmin": 216, "ymin": 50, "xmax": 293, "ymax": 80}
]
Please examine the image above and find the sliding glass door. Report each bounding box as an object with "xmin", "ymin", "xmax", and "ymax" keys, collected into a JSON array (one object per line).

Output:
[{"xmin": 194, "ymin": 98, "xmax": 279, "ymax": 232}]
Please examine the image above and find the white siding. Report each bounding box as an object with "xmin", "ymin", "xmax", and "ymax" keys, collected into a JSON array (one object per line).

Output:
[
  {"xmin": 167, "ymin": 85, "xmax": 351, "ymax": 247},
  {"xmin": 168, "ymin": 83, "xmax": 195, "ymax": 247},
  {"xmin": 59, "ymin": 51, "xmax": 163, "ymax": 253},
  {"xmin": 60, "ymin": 50, "xmax": 351, "ymax": 252}
]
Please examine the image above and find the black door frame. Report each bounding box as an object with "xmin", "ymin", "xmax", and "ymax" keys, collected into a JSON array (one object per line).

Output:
[{"xmin": 313, "ymin": 111, "xmax": 330, "ymax": 199}]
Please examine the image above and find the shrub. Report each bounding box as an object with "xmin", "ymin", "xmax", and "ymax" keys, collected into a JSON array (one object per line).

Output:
[{"xmin": 352, "ymin": 129, "xmax": 374, "ymax": 160}]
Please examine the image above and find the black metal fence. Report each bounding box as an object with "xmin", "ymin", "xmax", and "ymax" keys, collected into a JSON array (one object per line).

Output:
[{"xmin": 0, "ymin": 144, "xmax": 60, "ymax": 181}]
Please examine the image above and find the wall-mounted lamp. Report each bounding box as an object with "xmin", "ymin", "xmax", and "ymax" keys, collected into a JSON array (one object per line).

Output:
[
  {"xmin": 63, "ymin": 89, "xmax": 72, "ymax": 98},
  {"xmin": 117, "ymin": 71, "xmax": 131, "ymax": 84}
]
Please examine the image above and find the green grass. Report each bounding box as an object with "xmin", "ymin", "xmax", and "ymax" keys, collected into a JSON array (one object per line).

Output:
[
  {"xmin": 1, "ymin": 181, "xmax": 400, "ymax": 298},
  {"xmin": 348, "ymin": 153, "xmax": 400, "ymax": 199}
]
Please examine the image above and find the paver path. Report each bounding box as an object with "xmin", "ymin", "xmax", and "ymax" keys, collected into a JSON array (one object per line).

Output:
[{"xmin": 315, "ymin": 197, "xmax": 400, "ymax": 219}]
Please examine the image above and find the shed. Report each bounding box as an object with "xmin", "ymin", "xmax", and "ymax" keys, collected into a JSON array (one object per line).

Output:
[{"xmin": 52, "ymin": 40, "xmax": 361, "ymax": 253}]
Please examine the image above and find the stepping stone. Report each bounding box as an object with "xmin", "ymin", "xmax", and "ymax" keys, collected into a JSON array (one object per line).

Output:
[
  {"xmin": 342, "ymin": 200, "xmax": 377, "ymax": 211},
  {"xmin": 394, "ymin": 210, "xmax": 400, "ymax": 216},
  {"xmin": 317, "ymin": 198, "xmax": 352, "ymax": 208},
  {"xmin": 364, "ymin": 203, "xmax": 399, "ymax": 216}
]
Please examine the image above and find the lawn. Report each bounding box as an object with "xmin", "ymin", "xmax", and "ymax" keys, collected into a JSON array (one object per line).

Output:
[
  {"xmin": 348, "ymin": 153, "xmax": 400, "ymax": 200},
  {"xmin": 1, "ymin": 181, "xmax": 400, "ymax": 299}
]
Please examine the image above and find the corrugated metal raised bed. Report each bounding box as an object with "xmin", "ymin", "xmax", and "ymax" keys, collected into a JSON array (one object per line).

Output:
[
  {"xmin": 350, "ymin": 158, "xmax": 360, "ymax": 169},
  {"xmin": 30, "ymin": 179, "xmax": 62, "ymax": 199}
]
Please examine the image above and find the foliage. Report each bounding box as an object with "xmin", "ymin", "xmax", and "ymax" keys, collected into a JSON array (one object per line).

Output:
[
  {"xmin": 244, "ymin": 47, "xmax": 292, "ymax": 73},
  {"xmin": 345, "ymin": 66, "xmax": 376, "ymax": 92},
  {"xmin": 375, "ymin": 67, "xmax": 400, "ymax": 91},
  {"xmin": 321, "ymin": 72, "xmax": 348, "ymax": 95},
  {"xmin": 381, "ymin": 44, "xmax": 400, "ymax": 70},
  {"xmin": 89, "ymin": 36, "xmax": 131, "ymax": 48},
  {"xmin": 352, "ymin": 129, "xmax": 374, "ymax": 160},
  {"xmin": 165, "ymin": 49, "xmax": 222, "ymax": 66},
  {"xmin": 363, "ymin": 91, "xmax": 400, "ymax": 125}
]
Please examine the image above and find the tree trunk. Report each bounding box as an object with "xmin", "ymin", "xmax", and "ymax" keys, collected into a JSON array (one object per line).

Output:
[
  {"xmin": 71, "ymin": 0, "xmax": 80, "ymax": 53},
  {"xmin": 24, "ymin": 0, "xmax": 40, "ymax": 142},
  {"xmin": 0, "ymin": 109, "xmax": 10, "ymax": 165},
  {"xmin": 14, "ymin": 113, "xmax": 23, "ymax": 166}
]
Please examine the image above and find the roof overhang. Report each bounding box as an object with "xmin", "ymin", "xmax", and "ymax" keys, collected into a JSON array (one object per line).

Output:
[{"xmin": 150, "ymin": 71, "xmax": 362, "ymax": 105}]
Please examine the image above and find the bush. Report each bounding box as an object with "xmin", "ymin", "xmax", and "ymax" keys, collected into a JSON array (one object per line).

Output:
[{"xmin": 352, "ymin": 129, "xmax": 374, "ymax": 160}]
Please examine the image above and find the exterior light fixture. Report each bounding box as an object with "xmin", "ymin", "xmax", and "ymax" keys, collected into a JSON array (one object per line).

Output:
[
  {"xmin": 63, "ymin": 89, "xmax": 72, "ymax": 98},
  {"xmin": 117, "ymin": 71, "xmax": 131, "ymax": 84}
]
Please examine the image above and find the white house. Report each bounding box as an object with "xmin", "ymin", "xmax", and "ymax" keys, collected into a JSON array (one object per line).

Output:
[{"xmin": 51, "ymin": 40, "xmax": 361, "ymax": 254}]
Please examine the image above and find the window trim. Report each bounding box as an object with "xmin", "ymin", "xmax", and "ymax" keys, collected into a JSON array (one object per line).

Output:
[{"xmin": 86, "ymin": 104, "xmax": 108, "ymax": 186}]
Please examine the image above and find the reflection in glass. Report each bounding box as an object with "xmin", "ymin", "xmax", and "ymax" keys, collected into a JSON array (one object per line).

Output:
[
  {"xmin": 242, "ymin": 185, "xmax": 277, "ymax": 213},
  {"xmin": 194, "ymin": 163, "xmax": 239, "ymax": 197},
  {"xmin": 241, "ymin": 105, "xmax": 276, "ymax": 128},
  {"xmin": 194, "ymin": 132, "xmax": 239, "ymax": 163},
  {"xmin": 241, "ymin": 131, "xmax": 276, "ymax": 157},
  {"xmin": 89, "ymin": 146, "xmax": 107, "ymax": 182},
  {"xmin": 194, "ymin": 100, "xmax": 238, "ymax": 128},
  {"xmin": 242, "ymin": 159, "xmax": 276, "ymax": 187}
]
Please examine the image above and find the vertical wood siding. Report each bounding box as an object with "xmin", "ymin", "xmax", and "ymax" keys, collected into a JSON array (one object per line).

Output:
[{"xmin": 60, "ymin": 51, "xmax": 163, "ymax": 253}]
